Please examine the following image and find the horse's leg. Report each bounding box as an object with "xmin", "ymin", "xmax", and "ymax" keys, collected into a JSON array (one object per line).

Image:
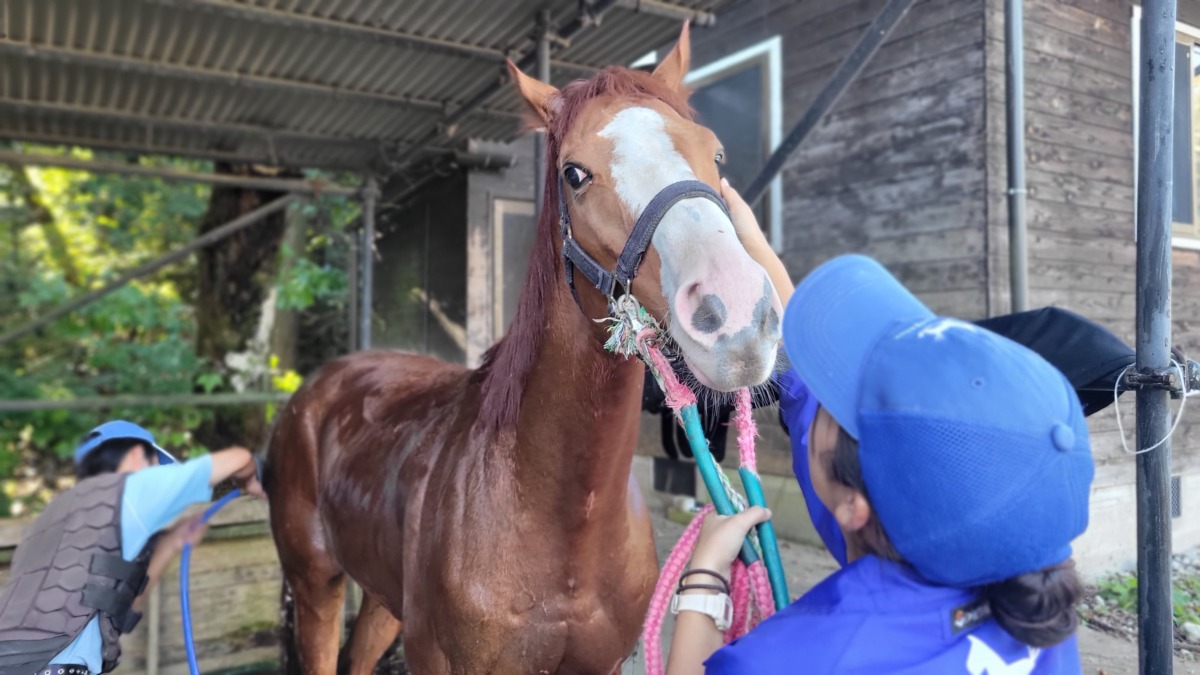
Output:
[
  {"xmin": 269, "ymin": 424, "xmax": 347, "ymax": 674},
  {"xmin": 338, "ymin": 591, "xmax": 403, "ymax": 675},
  {"xmin": 284, "ymin": 559, "xmax": 346, "ymax": 674}
]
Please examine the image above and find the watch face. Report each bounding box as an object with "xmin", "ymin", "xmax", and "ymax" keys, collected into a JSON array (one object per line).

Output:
[{"xmin": 718, "ymin": 594, "xmax": 734, "ymax": 631}]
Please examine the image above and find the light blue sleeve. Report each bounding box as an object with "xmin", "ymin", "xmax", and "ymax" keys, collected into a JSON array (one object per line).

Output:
[
  {"xmin": 120, "ymin": 454, "xmax": 214, "ymax": 559},
  {"xmin": 48, "ymin": 617, "xmax": 102, "ymax": 672}
]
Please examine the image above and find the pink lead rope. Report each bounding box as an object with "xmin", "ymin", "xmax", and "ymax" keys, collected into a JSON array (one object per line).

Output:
[{"xmin": 639, "ymin": 336, "xmax": 776, "ymax": 675}]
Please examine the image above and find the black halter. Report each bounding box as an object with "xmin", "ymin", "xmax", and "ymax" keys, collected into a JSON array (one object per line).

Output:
[{"xmin": 557, "ymin": 175, "xmax": 731, "ymax": 309}]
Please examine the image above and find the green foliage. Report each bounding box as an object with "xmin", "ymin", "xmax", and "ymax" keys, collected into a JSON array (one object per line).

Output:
[
  {"xmin": 1097, "ymin": 573, "xmax": 1138, "ymax": 612},
  {"xmin": 0, "ymin": 147, "xmax": 359, "ymax": 516},
  {"xmin": 276, "ymin": 244, "xmax": 347, "ymax": 311},
  {"xmin": 0, "ymin": 150, "xmax": 217, "ymax": 515},
  {"xmin": 1096, "ymin": 571, "xmax": 1200, "ymax": 626},
  {"xmin": 0, "ymin": 274, "xmax": 211, "ymax": 483},
  {"xmin": 1175, "ymin": 574, "xmax": 1200, "ymax": 625}
]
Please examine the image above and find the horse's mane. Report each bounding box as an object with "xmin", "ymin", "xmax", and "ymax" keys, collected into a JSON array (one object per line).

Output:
[{"xmin": 475, "ymin": 67, "xmax": 694, "ymax": 433}]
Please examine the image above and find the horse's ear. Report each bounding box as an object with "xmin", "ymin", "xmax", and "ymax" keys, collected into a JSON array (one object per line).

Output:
[
  {"xmin": 507, "ymin": 59, "xmax": 561, "ymax": 130},
  {"xmin": 652, "ymin": 22, "xmax": 691, "ymax": 94}
]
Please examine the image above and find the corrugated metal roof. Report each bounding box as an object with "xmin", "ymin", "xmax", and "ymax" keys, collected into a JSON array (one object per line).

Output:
[{"xmin": 0, "ymin": 0, "xmax": 733, "ymax": 174}]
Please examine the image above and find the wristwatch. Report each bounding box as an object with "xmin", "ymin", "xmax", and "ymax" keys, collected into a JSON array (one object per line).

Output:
[{"xmin": 670, "ymin": 591, "xmax": 733, "ymax": 631}]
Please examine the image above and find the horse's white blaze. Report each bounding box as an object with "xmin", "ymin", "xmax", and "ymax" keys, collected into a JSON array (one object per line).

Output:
[
  {"xmin": 597, "ymin": 106, "xmax": 778, "ymax": 391},
  {"xmin": 597, "ymin": 107, "xmax": 752, "ymax": 326},
  {"xmin": 598, "ymin": 106, "xmax": 695, "ymax": 214}
]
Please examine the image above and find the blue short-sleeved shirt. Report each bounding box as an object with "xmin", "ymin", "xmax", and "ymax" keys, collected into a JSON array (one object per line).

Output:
[
  {"xmin": 50, "ymin": 455, "xmax": 214, "ymax": 673},
  {"xmin": 704, "ymin": 368, "xmax": 1083, "ymax": 673}
]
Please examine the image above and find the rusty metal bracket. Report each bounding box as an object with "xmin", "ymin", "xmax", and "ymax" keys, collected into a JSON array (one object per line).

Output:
[{"xmin": 1121, "ymin": 360, "xmax": 1200, "ymax": 398}]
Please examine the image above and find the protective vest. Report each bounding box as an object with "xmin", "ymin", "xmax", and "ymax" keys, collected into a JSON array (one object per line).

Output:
[{"xmin": 0, "ymin": 473, "xmax": 153, "ymax": 675}]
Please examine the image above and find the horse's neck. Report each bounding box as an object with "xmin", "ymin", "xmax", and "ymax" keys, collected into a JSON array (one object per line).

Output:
[{"xmin": 507, "ymin": 284, "xmax": 645, "ymax": 525}]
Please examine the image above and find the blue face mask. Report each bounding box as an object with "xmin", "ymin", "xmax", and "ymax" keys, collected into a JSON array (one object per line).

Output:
[{"xmin": 777, "ymin": 369, "xmax": 848, "ymax": 567}]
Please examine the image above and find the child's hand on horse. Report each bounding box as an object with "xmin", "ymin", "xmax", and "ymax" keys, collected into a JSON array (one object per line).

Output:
[
  {"xmin": 228, "ymin": 449, "xmax": 266, "ymax": 499},
  {"xmin": 234, "ymin": 470, "xmax": 265, "ymax": 499},
  {"xmin": 719, "ymin": 178, "xmax": 767, "ymax": 252},
  {"xmin": 689, "ymin": 506, "xmax": 772, "ymax": 579}
]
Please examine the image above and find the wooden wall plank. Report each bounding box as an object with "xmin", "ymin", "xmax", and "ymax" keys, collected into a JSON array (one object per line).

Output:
[
  {"xmin": 984, "ymin": 65, "xmax": 1133, "ymax": 132},
  {"xmin": 992, "ymin": 8, "xmax": 1135, "ymax": 79},
  {"xmin": 1026, "ymin": 166, "xmax": 1135, "ymax": 212},
  {"xmin": 783, "ymin": 2, "xmax": 984, "ymax": 94},
  {"xmin": 988, "ymin": 37, "xmax": 1134, "ymax": 104},
  {"xmin": 684, "ymin": 0, "xmax": 991, "ymax": 321}
]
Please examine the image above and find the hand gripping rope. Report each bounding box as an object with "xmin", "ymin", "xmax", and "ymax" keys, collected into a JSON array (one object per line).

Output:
[
  {"xmin": 602, "ymin": 295, "xmax": 789, "ymax": 675},
  {"xmin": 179, "ymin": 488, "xmax": 241, "ymax": 675}
]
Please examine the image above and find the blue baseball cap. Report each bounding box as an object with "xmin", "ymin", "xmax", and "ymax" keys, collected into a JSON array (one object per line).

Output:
[
  {"xmin": 783, "ymin": 255, "xmax": 1094, "ymax": 587},
  {"xmin": 74, "ymin": 420, "xmax": 177, "ymax": 466}
]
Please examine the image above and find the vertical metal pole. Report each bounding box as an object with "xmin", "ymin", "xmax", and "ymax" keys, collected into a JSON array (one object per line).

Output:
[
  {"xmin": 1005, "ymin": 0, "xmax": 1028, "ymax": 313},
  {"xmin": 146, "ymin": 584, "xmax": 161, "ymax": 675},
  {"xmin": 347, "ymin": 227, "xmax": 359, "ymax": 352},
  {"xmin": 1136, "ymin": 2, "xmax": 1176, "ymax": 673},
  {"xmin": 534, "ymin": 11, "xmax": 552, "ymax": 221},
  {"xmin": 359, "ymin": 177, "xmax": 379, "ymax": 350}
]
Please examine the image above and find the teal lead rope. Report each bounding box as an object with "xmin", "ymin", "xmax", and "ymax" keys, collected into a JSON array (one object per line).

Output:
[{"xmin": 604, "ymin": 295, "xmax": 789, "ymax": 611}]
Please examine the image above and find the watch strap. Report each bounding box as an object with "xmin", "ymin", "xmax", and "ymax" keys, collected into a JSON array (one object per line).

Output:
[{"xmin": 670, "ymin": 591, "xmax": 734, "ymax": 631}]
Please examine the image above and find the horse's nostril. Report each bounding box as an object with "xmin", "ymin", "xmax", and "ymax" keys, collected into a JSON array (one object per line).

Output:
[
  {"xmin": 763, "ymin": 307, "xmax": 780, "ymax": 335},
  {"xmin": 691, "ymin": 294, "xmax": 727, "ymax": 334}
]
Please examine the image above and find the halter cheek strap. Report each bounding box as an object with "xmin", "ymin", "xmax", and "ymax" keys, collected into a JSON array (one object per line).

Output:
[{"xmin": 558, "ymin": 176, "xmax": 731, "ymax": 309}]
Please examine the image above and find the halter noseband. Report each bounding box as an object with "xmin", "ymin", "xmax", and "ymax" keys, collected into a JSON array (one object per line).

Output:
[{"xmin": 558, "ymin": 175, "xmax": 731, "ymax": 309}]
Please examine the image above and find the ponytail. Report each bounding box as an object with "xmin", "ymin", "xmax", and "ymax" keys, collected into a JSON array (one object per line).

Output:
[{"xmin": 983, "ymin": 560, "xmax": 1083, "ymax": 648}]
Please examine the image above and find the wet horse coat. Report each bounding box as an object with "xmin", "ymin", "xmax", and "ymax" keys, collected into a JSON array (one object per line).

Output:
[{"xmin": 266, "ymin": 25, "xmax": 782, "ymax": 675}]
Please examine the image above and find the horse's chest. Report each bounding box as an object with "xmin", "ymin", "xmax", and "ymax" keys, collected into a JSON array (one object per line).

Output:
[
  {"xmin": 427, "ymin": 574, "xmax": 649, "ymax": 673},
  {"xmin": 501, "ymin": 596, "xmax": 638, "ymax": 673}
]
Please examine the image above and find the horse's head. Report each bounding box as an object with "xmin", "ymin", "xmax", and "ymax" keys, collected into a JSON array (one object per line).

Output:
[{"xmin": 508, "ymin": 25, "xmax": 782, "ymax": 391}]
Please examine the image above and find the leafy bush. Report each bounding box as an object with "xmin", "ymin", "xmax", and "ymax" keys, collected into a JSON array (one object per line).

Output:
[{"xmin": 1096, "ymin": 570, "xmax": 1200, "ymax": 627}]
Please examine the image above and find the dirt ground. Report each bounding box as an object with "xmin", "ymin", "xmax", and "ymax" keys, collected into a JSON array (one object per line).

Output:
[{"xmin": 644, "ymin": 505, "xmax": 1200, "ymax": 675}]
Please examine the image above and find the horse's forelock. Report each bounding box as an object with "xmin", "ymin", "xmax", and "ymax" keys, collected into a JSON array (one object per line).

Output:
[{"xmin": 476, "ymin": 67, "xmax": 693, "ymax": 433}]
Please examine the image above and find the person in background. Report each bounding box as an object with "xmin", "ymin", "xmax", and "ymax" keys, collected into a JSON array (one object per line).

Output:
[
  {"xmin": 0, "ymin": 420, "xmax": 264, "ymax": 675},
  {"xmin": 663, "ymin": 183, "xmax": 1093, "ymax": 674}
]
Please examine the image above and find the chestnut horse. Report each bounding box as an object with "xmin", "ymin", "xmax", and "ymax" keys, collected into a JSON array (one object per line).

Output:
[{"xmin": 265, "ymin": 25, "xmax": 782, "ymax": 675}]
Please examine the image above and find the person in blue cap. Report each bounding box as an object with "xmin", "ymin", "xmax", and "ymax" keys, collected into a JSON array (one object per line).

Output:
[
  {"xmin": 663, "ymin": 182, "xmax": 1093, "ymax": 674},
  {"xmin": 0, "ymin": 420, "xmax": 264, "ymax": 675}
]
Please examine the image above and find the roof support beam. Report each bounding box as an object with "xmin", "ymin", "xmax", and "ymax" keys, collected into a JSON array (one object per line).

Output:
[
  {"xmin": 0, "ymin": 149, "xmax": 360, "ymax": 196},
  {"xmin": 0, "ymin": 128, "xmax": 363, "ymax": 169},
  {"xmin": 404, "ymin": 0, "xmax": 625, "ymax": 160},
  {"xmin": 140, "ymin": 0, "xmax": 598, "ymax": 74},
  {"xmin": 614, "ymin": 0, "xmax": 717, "ymax": 26},
  {"xmin": 0, "ymin": 97, "xmax": 402, "ymax": 149},
  {"xmin": 0, "ymin": 40, "xmax": 524, "ymax": 121}
]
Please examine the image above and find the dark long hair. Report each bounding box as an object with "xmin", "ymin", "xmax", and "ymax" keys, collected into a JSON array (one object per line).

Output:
[{"xmin": 825, "ymin": 417, "xmax": 1083, "ymax": 648}]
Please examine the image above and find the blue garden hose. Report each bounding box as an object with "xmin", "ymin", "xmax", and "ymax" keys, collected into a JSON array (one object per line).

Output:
[{"xmin": 180, "ymin": 489, "xmax": 241, "ymax": 675}]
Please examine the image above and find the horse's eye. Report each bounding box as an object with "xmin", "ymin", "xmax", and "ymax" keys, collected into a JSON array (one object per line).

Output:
[
  {"xmin": 563, "ymin": 164, "xmax": 590, "ymax": 190},
  {"xmin": 714, "ymin": 151, "xmax": 725, "ymax": 166}
]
